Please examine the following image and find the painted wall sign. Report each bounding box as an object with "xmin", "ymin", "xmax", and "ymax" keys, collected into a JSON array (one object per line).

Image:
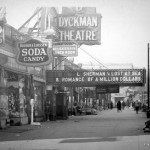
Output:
[
  {"xmin": 53, "ymin": 13, "xmax": 101, "ymax": 45},
  {"xmin": 16, "ymin": 39, "xmax": 52, "ymax": 66},
  {"xmin": 46, "ymin": 69, "xmax": 146, "ymax": 86},
  {"xmin": 53, "ymin": 45, "xmax": 77, "ymax": 57}
]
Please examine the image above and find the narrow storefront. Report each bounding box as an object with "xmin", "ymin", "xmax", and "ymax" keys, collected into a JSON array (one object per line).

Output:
[
  {"xmin": 0, "ymin": 23, "xmax": 46, "ymax": 128},
  {"xmin": 33, "ymin": 80, "xmax": 45, "ymax": 122},
  {"xmin": 0, "ymin": 67, "xmax": 29, "ymax": 127}
]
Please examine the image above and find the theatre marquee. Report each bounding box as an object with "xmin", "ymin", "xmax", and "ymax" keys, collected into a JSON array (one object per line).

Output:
[{"xmin": 46, "ymin": 69, "xmax": 146, "ymax": 87}]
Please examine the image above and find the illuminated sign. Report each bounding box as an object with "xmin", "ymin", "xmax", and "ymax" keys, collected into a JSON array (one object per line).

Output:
[
  {"xmin": 53, "ymin": 13, "xmax": 101, "ymax": 45},
  {"xmin": 53, "ymin": 45, "xmax": 77, "ymax": 57},
  {"xmin": 46, "ymin": 69, "xmax": 146, "ymax": 86},
  {"xmin": 17, "ymin": 39, "xmax": 52, "ymax": 66}
]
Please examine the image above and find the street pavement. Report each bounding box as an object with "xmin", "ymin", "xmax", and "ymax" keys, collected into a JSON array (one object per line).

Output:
[{"xmin": 0, "ymin": 107, "xmax": 150, "ymax": 150}]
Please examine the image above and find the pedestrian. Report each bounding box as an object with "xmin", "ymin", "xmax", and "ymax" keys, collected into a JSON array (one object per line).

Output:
[
  {"xmin": 117, "ymin": 100, "xmax": 122, "ymax": 112},
  {"xmin": 76, "ymin": 105, "xmax": 82, "ymax": 115},
  {"xmin": 110, "ymin": 101, "xmax": 113, "ymax": 109},
  {"xmin": 134, "ymin": 100, "xmax": 140, "ymax": 114},
  {"xmin": 122, "ymin": 101, "xmax": 126, "ymax": 110}
]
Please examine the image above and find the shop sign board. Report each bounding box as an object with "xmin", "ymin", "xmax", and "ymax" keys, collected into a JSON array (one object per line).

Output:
[
  {"xmin": 53, "ymin": 13, "xmax": 101, "ymax": 45},
  {"xmin": 7, "ymin": 71, "xmax": 18, "ymax": 81},
  {"xmin": 53, "ymin": 45, "xmax": 77, "ymax": 57},
  {"xmin": 96, "ymin": 85, "xmax": 119, "ymax": 94},
  {"xmin": 46, "ymin": 69, "xmax": 146, "ymax": 87},
  {"xmin": 16, "ymin": 39, "xmax": 52, "ymax": 66}
]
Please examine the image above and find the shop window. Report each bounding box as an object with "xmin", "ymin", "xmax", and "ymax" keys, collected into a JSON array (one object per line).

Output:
[
  {"xmin": 8, "ymin": 86, "xmax": 20, "ymax": 117},
  {"xmin": 7, "ymin": 71, "xmax": 27, "ymax": 118},
  {"xmin": 34, "ymin": 82, "xmax": 43, "ymax": 118}
]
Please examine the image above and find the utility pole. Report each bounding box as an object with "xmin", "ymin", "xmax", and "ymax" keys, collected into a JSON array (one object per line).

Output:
[
  {"xmin": 147, "ymin": 43, "xmax": 150, "ymax": 118},
  {"xmin": 70, "ymin": 87, "xmax": 74, "ymax": 115}
]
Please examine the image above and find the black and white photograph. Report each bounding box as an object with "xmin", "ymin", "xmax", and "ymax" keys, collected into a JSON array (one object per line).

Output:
[{"xmin": 0, "ymin": 0, "xmax": 150, "ymax": 150}]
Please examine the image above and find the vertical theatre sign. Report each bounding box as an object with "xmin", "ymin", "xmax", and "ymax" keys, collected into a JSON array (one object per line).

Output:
[
  {"xmin": 53, "ymin": 8, "xmax": 101, "ymax": 45},
  {"xmin": 16, "ymin": 39, "xmax": 52, "ymax": 66}
]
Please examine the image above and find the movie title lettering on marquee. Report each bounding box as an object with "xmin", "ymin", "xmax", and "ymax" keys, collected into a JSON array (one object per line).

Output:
[
  {"xmin": 46, "ymin": 69, "xmax": 146, "ymax": 86},
  {"xmin": 53, "ymin": 14, "xmax": 101, "ymax": 45},
  {"xmin": 16, "ymin": 39, "xmax": 52, "ymax": 66}
]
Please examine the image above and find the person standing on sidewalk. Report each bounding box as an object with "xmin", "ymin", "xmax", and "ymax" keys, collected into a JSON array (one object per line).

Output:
[
  {"xmin": 117, "ymin": 101, "xmax": 122, "ymax": 112},
  {"xmin": 122, "ymin": 101, "xmax": 126, "ymax": 110},
  {"xmin": 110, "ymin": 101, "xmax": 113, "ymax": 109},
  {"xmin": 134, "ymin": 100, "xmax": 140, "ymax": 114}
]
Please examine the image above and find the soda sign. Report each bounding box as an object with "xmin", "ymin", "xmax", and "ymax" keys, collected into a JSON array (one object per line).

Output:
[{"xmin": 17, "ymin": 39, "xmax": 52, "ymax": 66}]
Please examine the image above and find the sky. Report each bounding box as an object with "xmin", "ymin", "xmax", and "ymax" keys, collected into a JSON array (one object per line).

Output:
[{"xmin": 1, "ymin": 0, "xmax": 150, "ymax": 69}]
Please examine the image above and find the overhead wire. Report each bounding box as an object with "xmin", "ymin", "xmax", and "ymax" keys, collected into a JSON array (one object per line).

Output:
[
  {"xmin": 78, "ymin": 46, "xmax": 108, "ymax": 69},
  {"xmin": 52, "ymin": 14, "xmax": 108, "ymax": 69}
]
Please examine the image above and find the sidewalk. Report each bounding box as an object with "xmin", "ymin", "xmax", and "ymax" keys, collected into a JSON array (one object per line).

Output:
[
  {"xmin": 0, "ymin": 107, "xmax": 149, "ymax": 141},
  {"xmin": 0, "ymin": 108, "xmax": 150, "ymax": 150}
]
